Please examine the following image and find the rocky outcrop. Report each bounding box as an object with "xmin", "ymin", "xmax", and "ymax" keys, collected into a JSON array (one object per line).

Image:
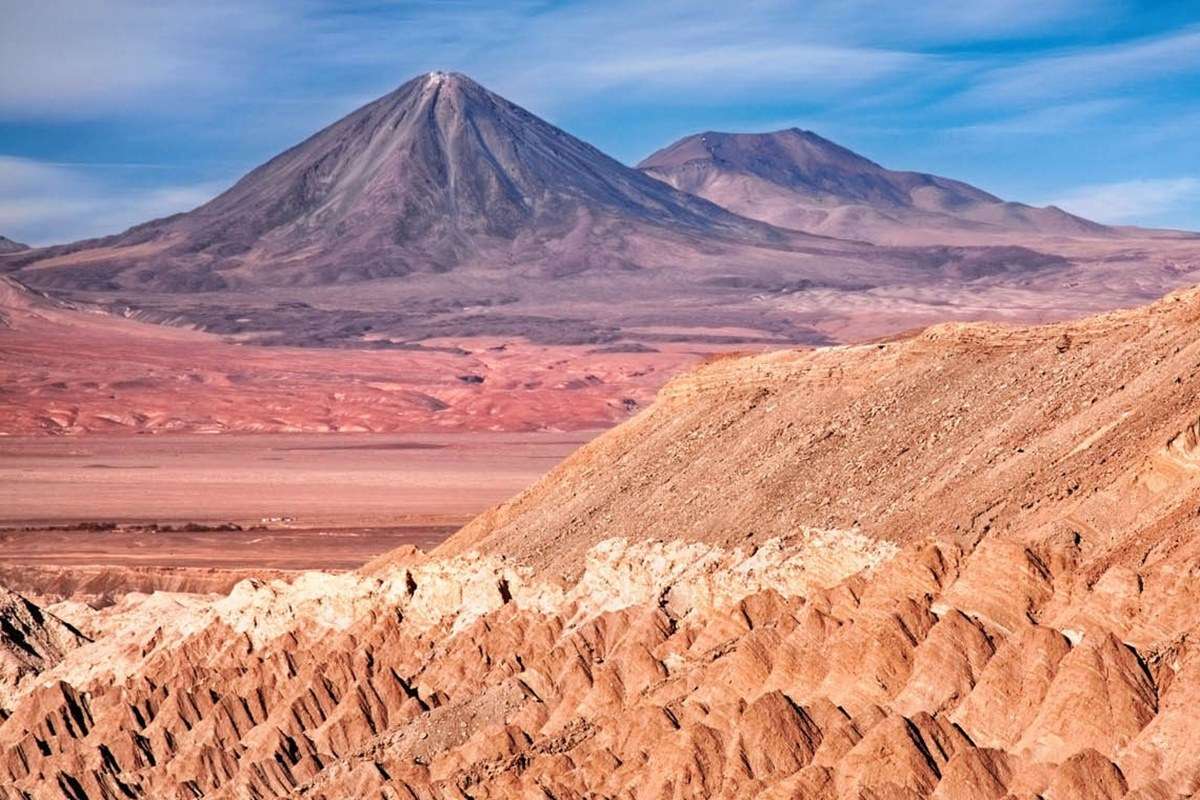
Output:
[
  {"xmin": 0, "ymin": 588, "xmax": 89, "ymax": 713},
  {"xmin": 3, "ymin": 523, "xmax": 1200, "ymax": 798}
]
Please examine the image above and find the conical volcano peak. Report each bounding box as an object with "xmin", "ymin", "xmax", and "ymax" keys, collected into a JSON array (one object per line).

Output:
[
  {"xmin": 409, "ymin": 70, "xmax": 512, "ymax": 123},
  {"xmin": 378, "ymin": 70, "xmax": 492, "ymax": 117},
  {"xmin": 23, "ymin": 69, "xmax": 775, "ymax": 291},
  {"xmin": 423, "ymin": 70, "xmax": 473, "ymax": 86},
  {"xmin": 418, "ymin": 70, "xmax": 479, "ymax": 95}
]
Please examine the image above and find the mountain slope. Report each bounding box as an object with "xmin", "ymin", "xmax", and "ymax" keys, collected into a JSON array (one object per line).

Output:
[
  {"xmin": 639, "ymin": 128, "xmax": 1113, "ymax": 244},
  {"xmin": 438, "ymin": 285, "xmax": 1200, "ymax": 578}
]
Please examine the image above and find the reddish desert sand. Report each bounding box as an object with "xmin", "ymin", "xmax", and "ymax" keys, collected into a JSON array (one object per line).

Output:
[
  {"xmin": 0, "ymin": 431, "xmax": 593, "ymax": 601},
  {"xmin": 0, "ymin": 431, "xmax": 595, "ymax": 528},
  {"xmin": 0, "ymin": 276, "xmax": 739, "ymax": 436}
]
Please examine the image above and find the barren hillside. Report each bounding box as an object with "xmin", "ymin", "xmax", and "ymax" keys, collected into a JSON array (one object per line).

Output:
[{"xmin": 440, "ymin": 285, "xmax": 1200, "ymax": 579}]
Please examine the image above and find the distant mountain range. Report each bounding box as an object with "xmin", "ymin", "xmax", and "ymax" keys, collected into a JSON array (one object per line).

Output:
[
  {"xmin": 2, "ymin": 73, "xmax": 1197, "ymax": 354},
  {"xmin": 639, "ymin": 128, "xmax": 1110, "ymax": 245}
]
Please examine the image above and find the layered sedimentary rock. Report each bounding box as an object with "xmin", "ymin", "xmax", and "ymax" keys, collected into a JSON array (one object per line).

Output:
[
  {"xmin": 3, "ymin": 528, "xmax": 1198, "ymax": 798},
  {"xmin": 0, "ymin": 565, "xmax": 294, "ymax": 609},
  {"xmin": 4, "ymin": 288, "xmax": 1200, "ymax": 798}
]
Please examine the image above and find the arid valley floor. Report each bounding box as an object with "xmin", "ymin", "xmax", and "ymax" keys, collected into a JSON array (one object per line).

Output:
[{"xmin": 0, "ymin": 431, "xmax": 589, "ymax": 604}]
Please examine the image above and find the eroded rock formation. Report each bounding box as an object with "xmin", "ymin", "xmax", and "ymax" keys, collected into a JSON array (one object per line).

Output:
[{"xmin": 3, "ymin": 528, "xmax": 1199, "ymax": 798}]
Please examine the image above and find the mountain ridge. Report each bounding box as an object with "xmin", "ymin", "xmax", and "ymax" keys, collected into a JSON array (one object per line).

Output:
[
  {"xmin": 639, "ymin": 127, "xmax": 1114, "ymax": 244},
  {"xmin": 2, "ymin": 72, "xmax": 1198, "ymax": 366},
  {"xmin": 0, "ymin": 236, "xmax": 28, "ymax": 254}
]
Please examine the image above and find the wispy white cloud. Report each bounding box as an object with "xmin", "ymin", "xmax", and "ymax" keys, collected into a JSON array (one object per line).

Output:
[
  {"xmin": 0, "ymin": 157, "xmax": 223, "ymax": 245},
  {"xmin": 0, "ymin": 0, "xmax": 1184, "ymax": 139},
  {"xmin": 791, "ymin": 0, "xmax": 1111, "ymax": 46},
  {"xmin": 1047, "ymin": 177, "xmax": 1200, "ymax": 225},
  {"xmin": 0, "ymin": 0, "xmax": 1190, "ymax": 125},
  {"xmin": 287, "ymin": 1, "xmax": 938, "ymax": 113},
  {"xmin": 574, "ymin": 43, "xmax": 923, "ymax": 96},
  {"xmin": 957, "ymin": 26, "xmax": 1200, "ymax": 108},
  {"xmin": 950, "ymin": 99, "xmax": 1129, "ymax": 137},
  {"xmin": 0, "ymin": 0, "xmax": 285, "ymax": 117},
  {"xmin": 1, "ymin": 0, "xmax": 1094, "ymax": 120}
]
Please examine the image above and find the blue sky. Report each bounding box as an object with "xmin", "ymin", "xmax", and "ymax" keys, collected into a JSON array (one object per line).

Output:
[{"xmin": 1, "ymin": 0, "xmax": 1198, "ymax": 245}]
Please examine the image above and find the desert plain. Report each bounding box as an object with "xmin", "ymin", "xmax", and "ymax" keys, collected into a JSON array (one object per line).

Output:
[{"xmin": 0, "ymin": 431, "xmax": 591, "ymax": 604}]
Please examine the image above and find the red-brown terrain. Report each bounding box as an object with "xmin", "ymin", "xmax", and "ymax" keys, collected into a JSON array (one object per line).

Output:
[
  {"xmin": 0, "ymin": 276, "xmax": 707, "ymax": 435},
  {"xmin": 0, "ymin": 429, "xmax": 588, "ymax": 606},
  {"xmin": 3, "ymin": 286, "xmax": 1200, "ymax": 798}
]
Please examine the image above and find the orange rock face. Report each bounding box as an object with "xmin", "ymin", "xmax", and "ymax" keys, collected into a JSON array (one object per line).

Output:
[{"xmin": 4, "ymin": 289, "xmax": 1200, "ymax": 798}]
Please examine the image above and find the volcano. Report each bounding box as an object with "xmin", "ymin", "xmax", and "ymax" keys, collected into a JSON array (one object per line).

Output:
[
  {"xmin": 9, "ymin": 73, "xmax": 785, "ymax": 293},
  {"xmin": 639, "ymin": 128, "xmax": 1112, "ymax": 245}
]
